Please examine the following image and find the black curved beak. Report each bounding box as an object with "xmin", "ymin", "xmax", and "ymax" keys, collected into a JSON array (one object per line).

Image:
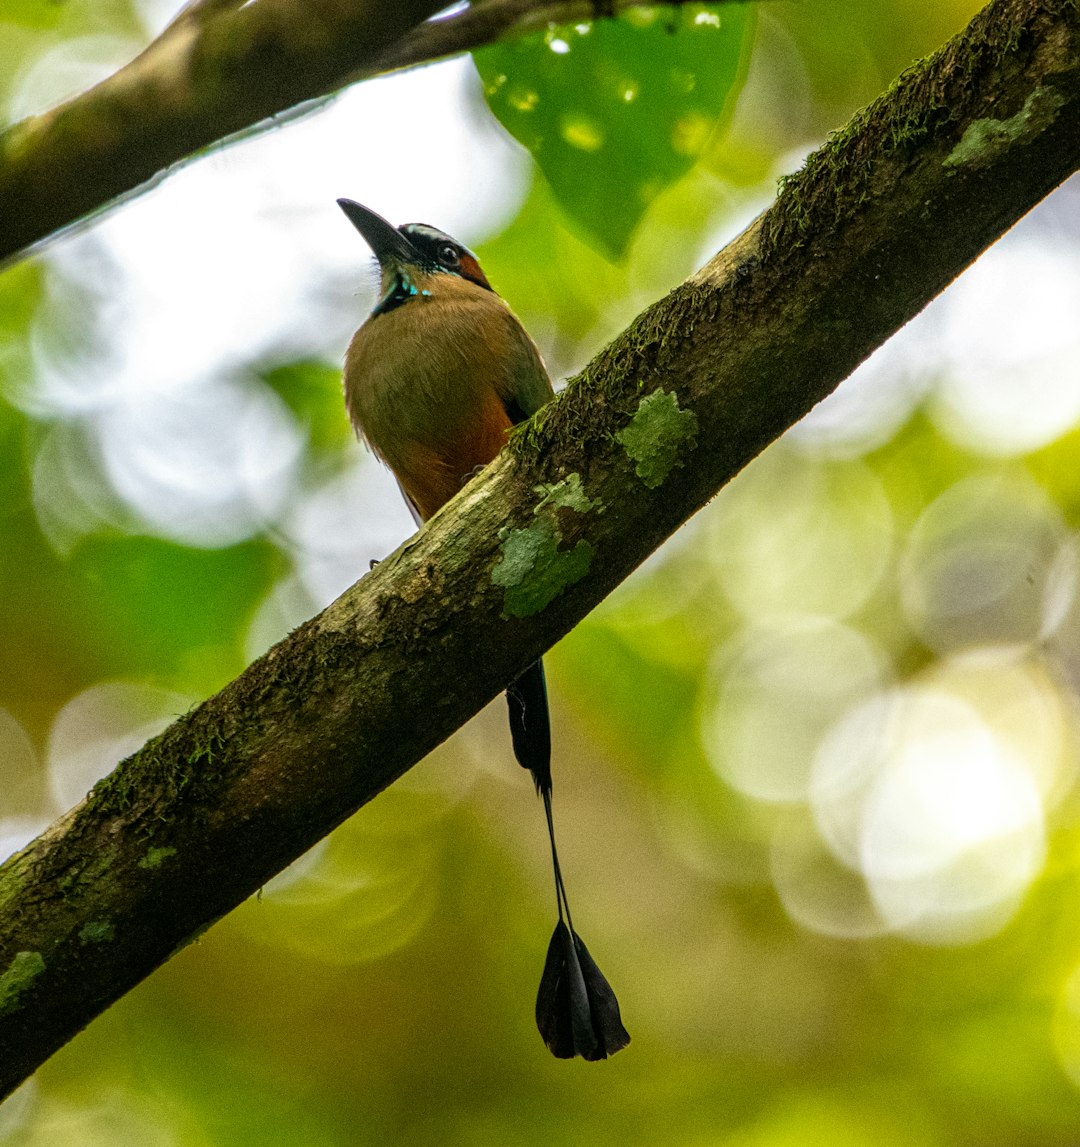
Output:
[{"xmin": 337, "ymin": 199, "xmax": 419, "ymax": 267}]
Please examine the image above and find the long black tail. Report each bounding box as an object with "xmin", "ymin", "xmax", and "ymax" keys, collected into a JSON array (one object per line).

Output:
[
  {"xmin": 505, "ymin": 661, "xmax": 571, "ymax": 927},
  {"xmin": 506, "ymin": 659, "xmax": 552, "ymax": 797},
  {"xmin": 505, "ymin": 660, "xmax": 630, "ymax": 1060}
]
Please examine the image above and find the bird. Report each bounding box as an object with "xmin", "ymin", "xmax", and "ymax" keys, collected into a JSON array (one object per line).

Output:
[{"xmin": 338, "ymin": 198, "xmax": 629, "ymax": 1061}]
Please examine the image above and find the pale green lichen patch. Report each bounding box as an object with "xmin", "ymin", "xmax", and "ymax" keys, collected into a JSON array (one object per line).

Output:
[
  {"xmin": 492, "ymin": 518, "xmax": 594, "ymax": 618},
  {"xmin": 80, "ymin": 920, "xmax": 115, "ymax": 944},
  {"xmin": 944, "ymin": 87, "xmax": 1064, "ymax": 171},
  {"xmin": 615, "ymin": 389, "xmax": 699, "ymax": 488},
  {"xmin": 0, "ymin": 950, "xmax": 45, "ymax": 1016},
  {"xmin": 534, "ymin": 473, "xmax": 603, "ymax": 515},
  {"xmin": 138, "ymin": 845, "xmax": 177, "ymax": 870}
]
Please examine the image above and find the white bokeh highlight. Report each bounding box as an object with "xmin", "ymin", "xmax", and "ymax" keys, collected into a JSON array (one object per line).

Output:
[
  {"xmin": 934, "ymin": 240, "xmax": 1080, "ymax": 456},
  {"xmin": 858, "ymin": 689, "xmax": 1045, "ymax": 944},
  {"xmin": 701, "ymin": 617, "xmax": 888, "ymax": 804},
  {"xmin": 0, "ymin": 710, "xmax": 48, "ymax": 865},
  {"xmin": 707, "ymin": 447, "xmax": 895, "ymax": 622},
  {"xmin": 770, "ymin": 813, "xmax": 891, "ymax": 940},
  {"xmin": 800, "ymin": 650, "xmax": 1070, "ymax": 946},
  {"xmin": 95, "ymin": 375, "xmax": 304, "ymax": 547},
  {"xmin": 47, "ymin": 682, "xmax": 191, "ymax": 813},
  {"xmin": 900, "ymin": 473, "xmax": 1070, "ymax": 653}
]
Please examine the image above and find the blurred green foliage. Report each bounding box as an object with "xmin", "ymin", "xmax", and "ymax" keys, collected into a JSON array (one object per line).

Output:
[
  {"xmin": 475, "ymin": 4, "xmax": 754, "ymax": 257},
  {"xmin": 0, "ymin": 0, "xmax": 144, "ymax": 109},
  {"xmin": 6, "ymin": 0, "xmax": 1080, "ymax": 1145}
]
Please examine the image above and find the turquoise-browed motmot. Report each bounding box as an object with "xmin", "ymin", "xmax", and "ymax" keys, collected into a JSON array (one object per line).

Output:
[{"xmin": 338, "ymin": 199, "xmax": 628, "ymax": 1061}]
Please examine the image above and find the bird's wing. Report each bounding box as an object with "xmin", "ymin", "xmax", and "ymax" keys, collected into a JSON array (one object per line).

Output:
[
  {"xmin": 496, "ymin": 311, "xmax": 555, "ymax": 426},
  {"xmin": 395, "ymin": 477, "xmax": 423, "ymax": 527}
]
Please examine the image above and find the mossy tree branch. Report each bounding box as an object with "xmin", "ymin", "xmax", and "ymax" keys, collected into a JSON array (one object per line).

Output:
[{"xmin": 2, "ymin": 0, "xmax": 1079, "ymax": 1101}]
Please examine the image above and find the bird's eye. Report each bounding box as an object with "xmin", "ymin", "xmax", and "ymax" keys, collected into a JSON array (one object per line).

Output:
[{"xmin": 437, "ymin": 244, "xmax": 459, "ymax": 266}]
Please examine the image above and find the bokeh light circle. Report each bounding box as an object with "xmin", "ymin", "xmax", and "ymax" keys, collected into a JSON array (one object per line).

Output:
[
  {"xmin": 707, "ymin": 445, "xmax": 894, "ymax": 621},
  {"xmin": 47, "ymin": 681, "xmax": 191, "ymax": 813},
  {"xmin": 96, "ymin": 376, "xmax": 303, "ymax": 547},
  {"xmin": 701, "ymin": 617, "xmax": 888, "ymax": 803},
  {"xmin": 770, "ymin": 813, "xmax": 891, "ymax": 939},
  {"xmin": 804, "ymin": 648, "xmax": 1069, "ymax": 946},
  {"xmin": 859, "ymin": 689, "xmax": 1045, "ymax": 944},
  {"xmin": 935, "ymin": 241, "xmax": 1080, "ymax": 456},
  {"xmin": 900, "ymin": 473, "xmax": 1069, "ymax": 654}
]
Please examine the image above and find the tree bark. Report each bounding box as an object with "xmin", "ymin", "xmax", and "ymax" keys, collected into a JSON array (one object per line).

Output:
[{"xmin": 2, "ymin": 0, "xmax": 1079, "ymax": 1101}]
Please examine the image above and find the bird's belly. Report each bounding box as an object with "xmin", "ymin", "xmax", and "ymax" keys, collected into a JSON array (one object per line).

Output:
[
  {"xmin": 344, "ymin": 286, "xmax": 548, "ymax": 519},
  {"xmin": 349, "ymin": 344, "xmax": 513, "ymax": 520}
]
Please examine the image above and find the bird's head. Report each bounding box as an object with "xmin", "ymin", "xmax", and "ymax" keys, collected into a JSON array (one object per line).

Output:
[{"xmin": 337, "ymin": 199, "xmax": 492, "ymax": 314}]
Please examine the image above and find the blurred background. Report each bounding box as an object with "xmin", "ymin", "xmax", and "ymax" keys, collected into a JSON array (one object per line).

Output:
[{"xmin": 4, "ymin": 0, "xmax": 1080, "ymax": 1142}]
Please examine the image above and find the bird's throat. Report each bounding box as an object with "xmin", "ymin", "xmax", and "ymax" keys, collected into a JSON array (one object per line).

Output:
[{"xmin": 372, "ymin": 270, "xmax": 431, "ymax": 317}]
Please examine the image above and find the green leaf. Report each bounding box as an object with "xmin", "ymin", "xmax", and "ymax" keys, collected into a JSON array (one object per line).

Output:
[{"xmin": 474, "ymin": 5, "xmax": 755, "ymax": 259}]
